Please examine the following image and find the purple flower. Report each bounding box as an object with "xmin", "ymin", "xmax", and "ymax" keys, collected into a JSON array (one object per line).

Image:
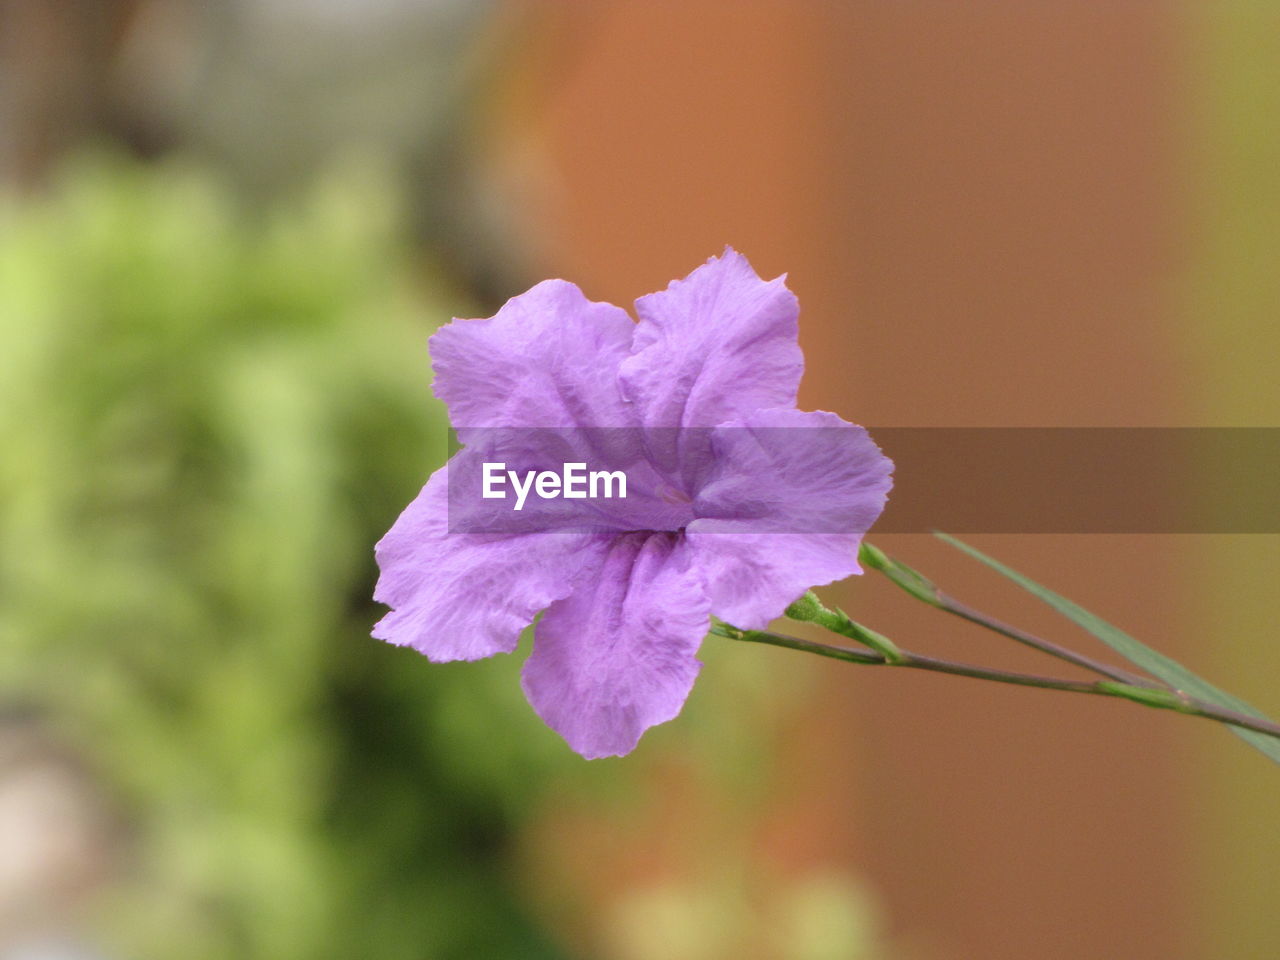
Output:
[{"xmin": 373, "ymin": 249, "xmax": 893, "ymax": 758}]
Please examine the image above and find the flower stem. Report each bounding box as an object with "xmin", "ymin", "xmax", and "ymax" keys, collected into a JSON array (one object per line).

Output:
[
  {"xmin": 858, "ymin": 542, "xmax": 1154, "ymax": 687},
  {"xmin": 710, "ymin": 622, "xmax": 1280, "ymax": 741},
  {"xmin": 931, "ymin": 593, "xmax": 1154, "ymax": 686}
]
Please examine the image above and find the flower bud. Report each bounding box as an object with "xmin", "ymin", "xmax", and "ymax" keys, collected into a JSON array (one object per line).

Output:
[{"xmin": 785, "ymin": 591, "xmax": 823, "ymax": 622}]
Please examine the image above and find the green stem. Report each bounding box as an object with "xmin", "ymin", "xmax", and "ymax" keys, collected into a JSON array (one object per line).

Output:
[
  {"xmin": 710, "ymin": 622, "xmax": 1280, "ymax": 741},
  {"xmin": 934, "ymin": 592, "xmax": 1153, "ymax": 687},
  {"xmin": 859, "ymin": 542, "xmax": 1155, "ymax": 687}
]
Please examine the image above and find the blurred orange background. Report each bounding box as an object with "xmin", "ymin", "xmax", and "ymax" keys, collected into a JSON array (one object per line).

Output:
[{"xmin": 507, "ymin": 5, "xmax": 1278, "ymax": 958}]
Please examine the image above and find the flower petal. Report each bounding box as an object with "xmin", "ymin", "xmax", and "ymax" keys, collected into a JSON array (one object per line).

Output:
[
  {"xmin": 373, "ymin": 463, "xmax": 610, "ymax": 660},
  {"xmin": 521, "ymin": 532, "xmax": 709, "ymax": 758},
  {"xmin": 619, "ymin": 248, "xmax": 802, "ymax": 432},
  {"xmin": 685, "ymin": 408, "xmax": 893, "ymax": 629},
  {"xmin": 430, "ymin": 279, "xmax": 636, "ymax": 435},
  {"xmin": 686, "ymin": 532, "xmax": 866, "ymax": 631}
]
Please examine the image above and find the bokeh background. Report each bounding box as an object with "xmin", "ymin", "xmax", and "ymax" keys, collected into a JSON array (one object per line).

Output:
[{"xmin": 2, "ymin": 3, "xmax": 1277, "ymax": 958}]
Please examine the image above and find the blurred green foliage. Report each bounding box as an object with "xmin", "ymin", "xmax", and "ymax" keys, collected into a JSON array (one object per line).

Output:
[
  {"xmin": 0, "ymin": 155, "xmax": 572, "ymax": 960},
  {"xmin": 0, "ymin": 154, "xmax": 890, "ymax": 960}
]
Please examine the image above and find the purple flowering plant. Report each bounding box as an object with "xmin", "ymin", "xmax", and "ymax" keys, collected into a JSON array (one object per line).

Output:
[{"xmin": 375, "ymin": 250, "xmax": 1280, "ymax": 765}]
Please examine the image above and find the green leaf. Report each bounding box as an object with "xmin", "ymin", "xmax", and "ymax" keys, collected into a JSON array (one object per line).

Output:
[{"xmin": 936, "ymin": 532, "xmax": 1280, "ymax": 766}]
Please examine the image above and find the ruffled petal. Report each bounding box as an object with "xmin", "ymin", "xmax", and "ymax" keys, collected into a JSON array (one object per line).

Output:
[
  {"xmin": 373, "ymin": 463, "xmax": 611, "ymax": 660},
  {"xmin": 430, "ymin": 279, "xmax": 637, "ymax": 436},
  {"xmin": 685, "ymin": 532, "xmax": 865, "ymax": 631},
  {"xmin": 619, "ymin": 248, "xmax": 801, "ymax": 434},
  {"xmin": 685, "ymin": 408, "xmax": 893, "ymax": 629},
  {"xmin": 521, "ymin": 531, "xmax": 709, "ymax": 758}
]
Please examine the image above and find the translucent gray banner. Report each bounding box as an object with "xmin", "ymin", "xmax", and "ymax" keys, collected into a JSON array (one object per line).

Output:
[{"xmin": 444, "ymin": 428, "xmax": 1280, "ymax": 534}]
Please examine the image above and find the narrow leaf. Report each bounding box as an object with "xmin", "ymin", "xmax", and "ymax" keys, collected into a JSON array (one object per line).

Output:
[{"xmin": 936, "ymin": 532, "xmax": 1280, "ymax": 766}]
